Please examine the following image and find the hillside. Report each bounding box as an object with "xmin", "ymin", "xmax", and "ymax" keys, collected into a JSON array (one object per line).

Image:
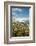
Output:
[{"xmin": 12, "ymin": 21, "xmax": 29, "ymax": 37}]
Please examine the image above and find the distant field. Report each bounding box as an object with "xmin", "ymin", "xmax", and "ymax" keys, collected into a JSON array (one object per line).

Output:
[{"xmin": 12, "ymin": 21, "xmax": 29, "ymax": 37}]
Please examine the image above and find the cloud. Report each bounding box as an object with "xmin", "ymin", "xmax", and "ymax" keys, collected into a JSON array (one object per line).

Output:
[
  {"xmin": 13, "ymin": 16, "xmax": 29, "ymax": 22},
  {"xmin": 16, "ymin": 17, "xmax": 29, "ymax": 22},
  {"xmin": 12, "ymin": 8, "xmax": 29, "ymax": 18},
  {"xmin": 12, "ymin": 12, "xmax": 16, "ymax": 15},
  {"xmin": 12, "ymin": 8, "xmax": 22, "ymax": 12}
]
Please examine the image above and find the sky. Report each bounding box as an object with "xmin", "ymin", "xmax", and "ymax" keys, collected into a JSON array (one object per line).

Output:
[{"xmin": 12, "ymin": 7, "xmax": 29, "ymax": 22}]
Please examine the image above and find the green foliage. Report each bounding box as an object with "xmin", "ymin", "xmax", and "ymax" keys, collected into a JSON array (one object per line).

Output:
[{"xmin": 12, "ymin": 22, "xmax": 29, "ymax": 37}]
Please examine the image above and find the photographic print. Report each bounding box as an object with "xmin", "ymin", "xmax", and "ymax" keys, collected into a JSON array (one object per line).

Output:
[
  {"xmin": 4, "ymin": 2, "xmax": 35, "ymax": 44},
  {"xmin": 11, "ymin": 7, "xmax": 30, "ymax": 37}
]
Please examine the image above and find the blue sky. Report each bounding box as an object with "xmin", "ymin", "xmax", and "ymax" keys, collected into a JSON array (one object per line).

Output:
[{"xmin": 12, "ymin": 7, "xmax": 29, "ymax": 22}]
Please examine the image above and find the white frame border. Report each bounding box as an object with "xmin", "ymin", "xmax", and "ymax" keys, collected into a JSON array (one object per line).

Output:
[{"xmin": 8, "ymin": 4, "xmax": 34, "ymax": 42}]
